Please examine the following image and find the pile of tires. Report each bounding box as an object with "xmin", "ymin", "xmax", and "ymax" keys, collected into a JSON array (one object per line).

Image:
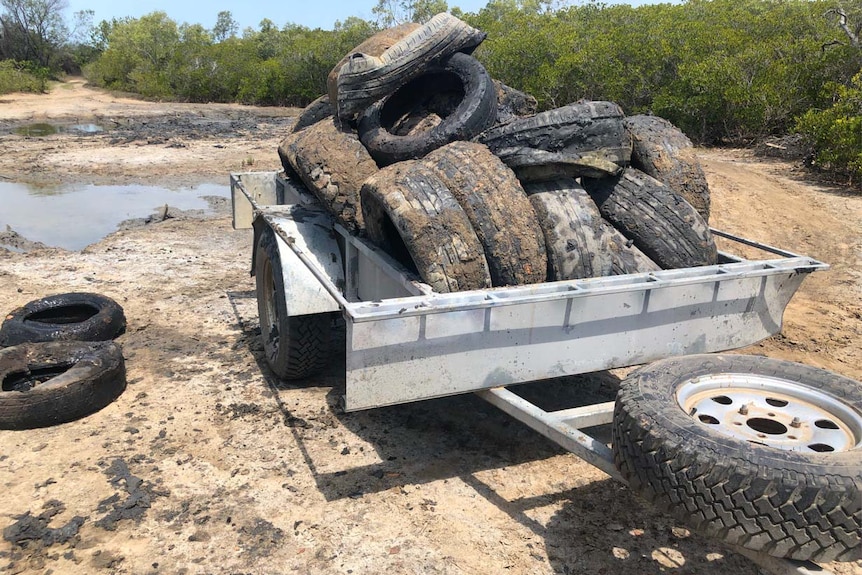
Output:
[
  {"xmin": 0, "ymin": 293, "xmax": 127, "ymax": 429},
  {"xmin": 278, "ymin": 12, "xmax": 715, "ymax": 293}
]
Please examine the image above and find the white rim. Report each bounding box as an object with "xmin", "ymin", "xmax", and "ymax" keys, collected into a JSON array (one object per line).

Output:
[{"xmin": 676, "ymin": 374, "xmax": 862, "ymax": 453}]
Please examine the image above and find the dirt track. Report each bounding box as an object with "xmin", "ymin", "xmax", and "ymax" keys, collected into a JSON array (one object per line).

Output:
[{"xmin": 0, "ymin": 80, "xmax": 860, "ymax": 575}]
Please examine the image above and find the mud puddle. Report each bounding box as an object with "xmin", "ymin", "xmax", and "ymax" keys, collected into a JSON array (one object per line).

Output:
[
  {"xmin": 12, "ymin": 122, "xmax": 107, "ymax": 136},
  {"xmin": 0, "ymin": 181, "xmax": 230, "ymax": 251}
]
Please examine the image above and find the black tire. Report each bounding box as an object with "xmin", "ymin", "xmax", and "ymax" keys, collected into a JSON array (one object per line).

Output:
[
  {"xmin": 280, "ymin": 118, "xmax": 378, "ymax": 234},
  {"xmin": 613, "ymin": 354, "xmax": 862, "ymax": 563},
  {"xmin": 327, "ymin": 23, "xmax": 421, "ymax": 111},
  {"xmin": 493, "ymin": 80, "xmax": 537, "ymax": 125},
  {"xmin": 358, "ymin": 52, "xmax": 497, "ymax": 166},
  {"xmin": 583, "ymin": 167, "xmax": 717, "ymax": 269},
  {"xmin": 335, "ymin": 13, "xmax": 486, "ymax": 122},
  {"xmin": 255, "ymin": 227, "xmax": 330, "ymax": 381},
  {"xmin": 0, "ymin": 293, "xmax": 126, "ymax": 347},
  {"xmin": 360, "ymin": 161, "xmax": 491, "ymax": 293},
  {"xmin": 421, "ymin": 142, "xmax": 547, "ymax": 286},
  {"xmin": 0, "ymin": 341, "xmax": 126, "ymax": 429},
  {"xmin": 476, "ymin": 101, "xmax": 631, "ymax": 181},
  {"xmin": 291, "ymin": 95, "xmax": 333, "ymax": 133},
  {"xmin": 624, "ymin": 114, "xmax": 711, "ymax": 221},
  {"xmin": 525, "ymin": 179, "xmax": 659, "ymax": 280}
]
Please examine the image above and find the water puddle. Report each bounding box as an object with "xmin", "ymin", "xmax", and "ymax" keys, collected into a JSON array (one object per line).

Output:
[
  {"xmin": 14, "ymin": 122, "xmax": 107, "ymax": 136},
  {"xmin": 0, "ymin": 181, "xmax": 229, "ymax": 251}
]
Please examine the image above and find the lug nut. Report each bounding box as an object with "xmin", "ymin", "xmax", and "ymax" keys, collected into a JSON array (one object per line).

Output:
[
  {"xmin": 739, "ymin": 404, "xmax": 749, "ymax": 416},
  {"xmin": 790, "ymin": 417, "xmax": 802, "ymax": 428}
]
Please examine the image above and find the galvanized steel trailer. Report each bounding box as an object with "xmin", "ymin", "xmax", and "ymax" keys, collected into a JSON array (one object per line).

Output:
[{"xmin": 231, "ymin": 171, "xmax": 833, "ymax": 575}]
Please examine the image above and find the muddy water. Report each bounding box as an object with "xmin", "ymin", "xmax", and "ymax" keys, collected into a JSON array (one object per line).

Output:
[{"xmin": 0, "ymin": 181, "xmax": 229, "ymax": 250}]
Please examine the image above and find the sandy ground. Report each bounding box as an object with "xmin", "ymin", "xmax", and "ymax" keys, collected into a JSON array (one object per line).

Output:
[{"xmin": 0, "ymin": 80, "xmax": 860, "ymax": 575}]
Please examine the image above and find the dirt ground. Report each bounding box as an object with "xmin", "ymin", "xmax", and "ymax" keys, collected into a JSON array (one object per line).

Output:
[{"xmin": 0, "ymin": 80, "xmax": 860, "ymax": 575}]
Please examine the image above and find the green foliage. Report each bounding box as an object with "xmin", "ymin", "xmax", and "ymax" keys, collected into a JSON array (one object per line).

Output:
[
  {"xmin": 0, "ymin": 59, "xmax": 49, "ymax": 93},
  {"xmin": 796, "ymin": 73, "xmax": 862, "ymax": 183}
]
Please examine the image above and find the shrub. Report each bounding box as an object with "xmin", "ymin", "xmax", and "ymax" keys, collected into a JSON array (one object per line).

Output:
[{"xmin": 0, "ymin": 60, "xmax": 50, "ymax": 94}]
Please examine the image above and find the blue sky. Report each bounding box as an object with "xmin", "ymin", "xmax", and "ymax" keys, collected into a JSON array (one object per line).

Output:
[{"xmin": 64, "ymin": 0, "xmax": 670, "ymax": 32}]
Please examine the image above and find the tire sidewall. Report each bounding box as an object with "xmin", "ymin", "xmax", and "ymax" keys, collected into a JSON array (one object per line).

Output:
[{"xmin": 255, "ymin": 228, "xmax": 290, "ymax": 372}]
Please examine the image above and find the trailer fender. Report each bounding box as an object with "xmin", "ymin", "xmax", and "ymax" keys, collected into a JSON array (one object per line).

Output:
[{"xmin": 251, "ymin": 209, "xmax": 344, "ymax": 316}]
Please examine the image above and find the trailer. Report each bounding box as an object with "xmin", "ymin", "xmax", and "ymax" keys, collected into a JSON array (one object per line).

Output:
[{"xmin": 230, "ymin": 170, "xmax": 857, "ymax": 575}]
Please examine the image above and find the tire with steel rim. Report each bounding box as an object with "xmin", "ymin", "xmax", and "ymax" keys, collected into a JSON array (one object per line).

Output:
[
  {"xmin": 255, "ymin": 226, "xmax": 330, "ymax": 380},
  {"xmin": 612, "ymin": 354, "xmax": 862, "ymax": 562}
]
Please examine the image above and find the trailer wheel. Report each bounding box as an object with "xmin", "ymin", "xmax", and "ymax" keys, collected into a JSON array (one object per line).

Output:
[
  {"xmin": 0, "ymin": 341, "xmax": 126, "ymax": 429},
  {"xmin": 255, "ymin": 227, "xmax": 330, "ymax": 381},
  {"xmin": 0, "ymin": 292, "xmax": 126, "ymax": 348},
  {"xmin": 612, "ymin": 354, "xmax": 862, "ymax": 563}
]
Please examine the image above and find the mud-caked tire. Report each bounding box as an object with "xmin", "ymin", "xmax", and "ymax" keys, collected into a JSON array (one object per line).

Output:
[
  {"xmin": 360, "ymin": 161, "xmax": 491, "ymax": 293},
  {"xmin": 255, "ymin": 227, "xmax": 330, "ymax": 381},
  {"xmin": 422, "ymin": 142, "xmax": 547, "ymax": 286},
  {"xmin": 0, "ymin": 293, "xmax": 126, "ymax": 347},
  {"xmin": 613, "ymin": 354, "xmax": 862, "ymax": 563},
  {"xmin": 525, "ymin": 178, "xmax": 658, "ymax": 280},
  {"xmin": 0, "ymin": 341, "xmax": 126, "ymax": 429},
  {"xmin": 624, "ymin": 114, "xmax": 711, "ymax": 221},
  {"xmin": 358, "ymin": 52, "xmax": 497, "ymax": 166},
  {"xmin": 336, "ymin": 13, "xmax": 486, "ymax": 122},
  {"xmin": 280, "ymin": 118, "xmax": 378, "ymax": 233},
  {"xmin": 493, "ymin": 80, "xmax": 537, "ymax": 125},
  {"xmin": 476, "ymin": 101, "xmax": 632, "ymax": 181},
  {"xmin": 291, "ymin": 95, "xmax": 334, "ymax": 133},
  {"xmin": 583, "ymin": 167, "xmax": 717, "ymax": 269}
]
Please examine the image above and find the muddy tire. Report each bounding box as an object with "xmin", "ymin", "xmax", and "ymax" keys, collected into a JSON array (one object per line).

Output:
[
  {"xmin": 613, "ymin": 354, "xmax": 862, "ymax": 563},
  {"xmin": 335, "ymin": 13, "xmax": 486, "ymax": 122},
  {"xmin": 0, "ymin": 293, "xmax": 126, "ymax": 348},
  {"xmin": 0, "ymin": 341, "xmax": 126, "ymax": 429},
  {"xmin": 525, "ymin": 179, "xmax": 658, "ymax": 280},
  {"xmin": 360, "ymin": 161, "xmax": 491, "ymax": 293},
  {"xmin": 291, "ymin": 95, "xmax": 333, "ymax": 133},
  {"xmin": 583, "ymin": 167, "xmax": 717, "ymax": 269},
  {"xmin": 476, "ymin": 101, "xmax": 632, "ymax": 180},
  {"xmin": 327, "ymin": 23, "xmax": 421, "ymax": 111},
  {"xmin": 493, "ymin": 80, "xmax": 537, "ymax": 125},
  {"xmin": 358, "ymin": 53, "xmax": 497, "ymax": 165},
  {"xmin": 255, "ymin": 227, "xmax": 330, "ymax": 381},
  {"xmin": 280, "ymin": 118, "xmax": 378, "ymax": 233},
  {"xmin": 422, "ymin": 142, "xmax": 546, "ymax": 286},
  {"xmin": 624, "ymin": 114, "xmax": 711, "ymax": 221}
]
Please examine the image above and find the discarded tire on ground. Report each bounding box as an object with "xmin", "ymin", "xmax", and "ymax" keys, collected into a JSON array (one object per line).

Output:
[
  {"xmin": 255, "ymin": 226, "xmax": 331, "ymax": 380},
  {"xmin": 583, "ymin": 167, "xmax": 717, "ymax": 269},
  {"xmin": 358, "ymin": 52, "xmax": 497, "ymax": 166},
  {"xmin": 477, "ymin": 101, "xmax": 632, "ymax": 181},
  {"xmin": 613, "ymin": 354, "xmax": 862, "ymax": 563},
  {"xmin": 0, "ymin": 292, "xmax": 126, "ymax": 347},
  {"xmin": 422, "ymin": 142, "xmax": 547, "ymax": 286},
  {"xmin": 525, "ymin": 178, "xmax": 659, "ymax": 280},
  {"xmin": 0, "ymin": 340, "xmax": 126, "ymax": 429},
  {"xmin": 493, "ymin": 80, "xmax": 538, "ymax": 125},
  {"xmin": 281, "ymin": 118, "xmax": 378, "ymax": 233},
  {"xmin": 360, "ymin": 161, "xmax": 491, "ymax": 293},
  {"xmin": 624, "ymin": 114, "xmax": 711, "ymax": 221},
  {"xmin": 335, "ymin": 13, "xmax": 486, "ymax": 122}
]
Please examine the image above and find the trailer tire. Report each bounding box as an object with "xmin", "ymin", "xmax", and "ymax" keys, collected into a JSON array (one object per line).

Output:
[
  {"xmin": 612, "ymin": 354, "xmax": 862, "ymax": 563},
  {"xmin": 358, "ymin": 53, "xmax": 497, "ymax": 166},
  {"xmin": 360, "ymin": 161, "xmax": 491, "ymax": 293},
  {"xmin": 0, "ymin": 293, "xmax": 126, "ymax": 348},
  {"xmin": 0, "ymin": 341, "xmax": 126, "ymax": 429},
  {"xmin": 421, "ymin": 142, "xmax": 546, "ymax": 286},
  {"xmin": 255, "ymin": 227, "xmax": 331, "ymax": 381},
  {"xmin": 281, "ymin": 118, "xmax": 378, "ymax": 233},
  {"xmin": 476, "ymin": 100, "xmax": 631, "ymax": 180},
  {"xmin": 525, "ymin": 179, "xmax": 658, "ymax": 280},
  {"xmin": 624, "ymin": 114, "xmax": 711, "ymax": 221},
  {"xmin": 583, "ymin": 167, "xmax": 717, "ymax": 269},
  {"xmin": 291, "ymin": 95, "xmax": 333, "ymax": 133}
]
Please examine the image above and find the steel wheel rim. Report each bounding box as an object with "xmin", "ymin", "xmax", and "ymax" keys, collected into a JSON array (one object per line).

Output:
[
  {"xmin": 676, "ymin": 373, "xmax": 862, "ymax": 453},
  {"xmin": 261, "ymin": 255, "xmax": 280, "ymax": 359}
]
